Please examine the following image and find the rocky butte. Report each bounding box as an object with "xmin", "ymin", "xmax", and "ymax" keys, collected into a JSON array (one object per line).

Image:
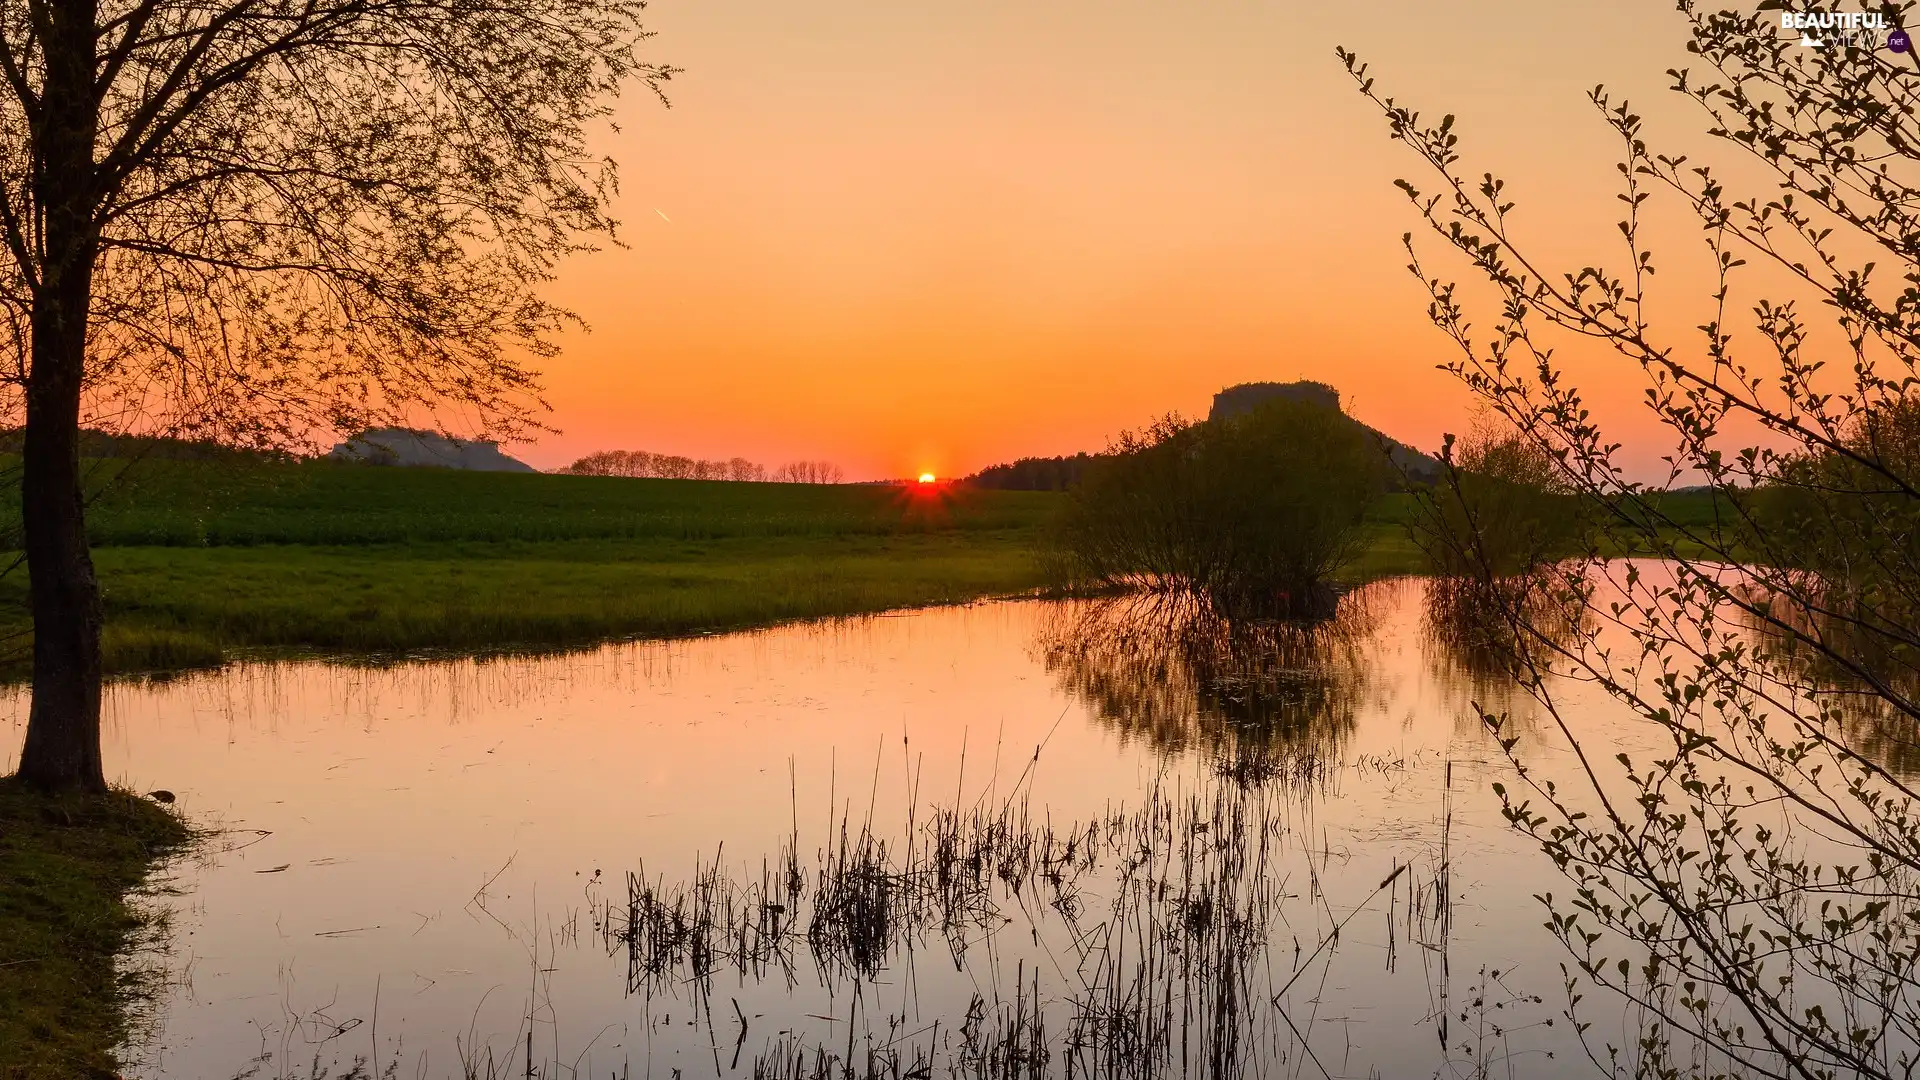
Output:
[
  {"xmin": 1209, "ymin": 381, "xmax": 1440, "ymax": 485},
  {"xmin": 325, "ymin": 427, "xmax": 536, "ymax": 472}
]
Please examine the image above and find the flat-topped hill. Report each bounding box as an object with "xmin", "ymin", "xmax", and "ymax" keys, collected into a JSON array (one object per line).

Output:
[
  {"xmin": 1210, "ymin": 381, "xmax": 1440, "ymax": 484},
  {"xmin": 326, "ymin": 427, "xmax": 536, "ymax": 472}
]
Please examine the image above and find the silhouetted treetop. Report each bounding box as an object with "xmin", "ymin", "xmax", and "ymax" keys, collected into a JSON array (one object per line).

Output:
[{"xmin": 3, "ymin": 0, "xmax": 674, "ymax": 791}]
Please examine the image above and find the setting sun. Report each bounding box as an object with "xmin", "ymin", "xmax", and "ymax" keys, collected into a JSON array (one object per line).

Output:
[{"xmin": 917, "ymin": 472, "xmax": 936, "ymax": 484}]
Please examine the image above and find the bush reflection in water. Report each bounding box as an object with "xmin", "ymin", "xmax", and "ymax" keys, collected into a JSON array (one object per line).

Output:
[
  {"xmin": 1420, "ymin": 572, "xmax": 1588, "ymax": 713},
  {"xmin": 1035, "ymin": 589, "xmax": 1387, "ymax": 785}
]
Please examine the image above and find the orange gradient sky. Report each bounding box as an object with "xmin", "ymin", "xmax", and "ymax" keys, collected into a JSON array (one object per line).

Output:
[{"xmin": 519, "ymin": 0, "xmax": 1720, "ymax": 478}]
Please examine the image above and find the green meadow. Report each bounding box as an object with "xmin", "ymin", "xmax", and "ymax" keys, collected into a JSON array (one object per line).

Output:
[
  {"xmin": 0, "ymin": 459, "xmax": 1458, "ymax": 676},
  {"xmin": 0, "ymin": 457, "xmax": 1713, "ymax": 676},
  {"xmin": 0, "ymin": 459, "xmax": 1067, "ymax": 674},
  {"xmin": 74, "ymin": 456, "xmax": 1057, "ymax": 545}
]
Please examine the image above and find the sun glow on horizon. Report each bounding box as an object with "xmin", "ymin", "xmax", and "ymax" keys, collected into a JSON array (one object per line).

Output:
[{"xmin": 918, "ymin": 472, "xmax": 936, "ymax": 484}]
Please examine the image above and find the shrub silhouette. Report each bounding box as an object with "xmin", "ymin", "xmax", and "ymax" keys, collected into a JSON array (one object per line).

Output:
[
  {"xmin": 1059, "ymin": 398, "xmax": 1386, "ymax": 618},
  {"xmin": 1415, "ymin": 420, "xmax": 1587, "ymax": 578}
]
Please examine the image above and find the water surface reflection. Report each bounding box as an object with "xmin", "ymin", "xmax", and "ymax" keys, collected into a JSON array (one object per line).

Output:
[{"xmin": 0, "ymin": 580, "xmax": 1657, "ymax": 1078}]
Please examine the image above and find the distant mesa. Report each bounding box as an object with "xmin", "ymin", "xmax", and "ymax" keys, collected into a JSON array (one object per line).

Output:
[
  {"xmin": 970, "ymin": 380, "xmax": 1441, "ymax": 490},
  {"xmin": 327, "ymin": 427, "xmax": 535, "ymax": 472},
  {"xmin": 1210, "ymin": 381, "xmax": 1440, "ymax": 486},
  {"xmin": 1208, "ymin": 380, "xmax": 1342, "ymax": 421}
]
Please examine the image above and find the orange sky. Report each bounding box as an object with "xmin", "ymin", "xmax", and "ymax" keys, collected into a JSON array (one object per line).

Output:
[{"xmin": 520, "ymin": 0, "xmax": 1713, "ymax": 478}]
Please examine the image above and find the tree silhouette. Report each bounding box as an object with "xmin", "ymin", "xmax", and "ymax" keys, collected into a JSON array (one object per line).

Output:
[
  {"xmin": 3, "ymin": 0, "xmax": 672, "ymax": 791},
  {"xmin": 1349, "ymin": 8, "xmax": 1920, "ymax": 1075}
]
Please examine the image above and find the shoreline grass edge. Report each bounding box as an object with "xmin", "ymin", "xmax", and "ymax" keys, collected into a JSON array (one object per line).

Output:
[{"xmin": 0, "ymin": 781, "xmax": 191, "ymax": 1080}]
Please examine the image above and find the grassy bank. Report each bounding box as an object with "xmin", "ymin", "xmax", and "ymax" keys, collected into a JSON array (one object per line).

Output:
[
  {"xmin": 0, "ymin": 782, "xmax": 188, "ymax": 1079},
  {"xmin": 82, "ymin": 530, "xmax": 1056, "ymax": 663}
]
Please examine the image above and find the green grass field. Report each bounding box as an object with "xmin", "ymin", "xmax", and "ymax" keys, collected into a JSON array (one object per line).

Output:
[
  {"xmin": 0, "ymin": 460, "xmax": 1069, "ymax": 674},
  {"xmin": 0, "ymin": 460, "xmax": 1593, "ymax": 677},
  {"xmin": 85, "ymin": 532, "xmax": 1054, "ymax": 656},
  {"xmin": 76, "ymin": 456, "xmax": 1060, "ymax": 545},
  {"xmin": 0, "ymin": 463, "xmax": 1708, "ymax": 676}
]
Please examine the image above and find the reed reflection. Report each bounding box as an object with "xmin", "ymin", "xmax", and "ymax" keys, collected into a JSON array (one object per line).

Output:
[{"xmin": 1034, "ymin": 586, "xmax": 1386, "ymax": 774}]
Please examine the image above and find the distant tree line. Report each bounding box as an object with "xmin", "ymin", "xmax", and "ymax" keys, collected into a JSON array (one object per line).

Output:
[
  {"xmin": 773, "ymin": 460, "xmax": 847, "ymax": 484},
  {"xmin": 968, "ymin": 453, "xmax": 1104, "ymax": 491},
  {"xmin": 0, "ymin": 429, "xmax": 287, "ymax": 464},
  {"xmin": 565, "ymin": 450, "xmax": 844, "ymax": 484}
]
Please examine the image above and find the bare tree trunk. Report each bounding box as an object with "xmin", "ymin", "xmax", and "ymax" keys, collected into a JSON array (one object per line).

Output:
[{"xmin": 14, "ymin": 0, "xmax": 106, "ymax": 794}]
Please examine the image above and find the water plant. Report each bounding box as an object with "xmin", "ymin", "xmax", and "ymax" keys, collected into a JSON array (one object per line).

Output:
[{"xmin": 595, "ymin": 769, "xmax": 1476, "ymax": 1080}]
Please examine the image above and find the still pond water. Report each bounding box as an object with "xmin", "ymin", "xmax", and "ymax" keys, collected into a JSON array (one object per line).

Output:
[{"xmin": 3, "ymin": 579, "xmax": 1669, "ymax": 1079}]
